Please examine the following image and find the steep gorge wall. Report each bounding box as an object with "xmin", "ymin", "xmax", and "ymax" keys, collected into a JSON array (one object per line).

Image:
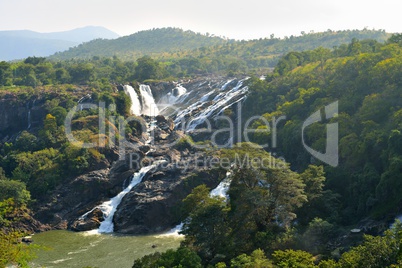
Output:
[{"xmin": 0, "ymin": 96, "xmax": 46, "ymax": 140}]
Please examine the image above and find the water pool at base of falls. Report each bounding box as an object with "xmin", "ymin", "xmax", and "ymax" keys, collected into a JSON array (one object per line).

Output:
[{"xmin": 30, "ymin": 230, "xmax": 182, "ymax": 268}]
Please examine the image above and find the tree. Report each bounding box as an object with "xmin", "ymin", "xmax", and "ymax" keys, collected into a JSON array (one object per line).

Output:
[
  {"xmin": 338, "ymin": 222, "xmax": 402, "ymax": 267},
  {"xmin": 135, "ymin": 56, "xmax": 163, "ymax": 81},
  {"xmin": 0, "ymin": 61, "xmax": 12, "ymax": 86},
  {"xmin": 230, "ymin": 249, "xmax": 273, "ymax": 268},
  {"xmin": 227, "ymin": 153, "xmax": 307, "ymax": 229},
  {"xmin": 55, "ymin": 68, "xmax": 70, "ymax": 84},
  {"xmin": 115, "ymin": 91, "xmax": 132, "ymax": 116},
  {"xmin": 387, "ymin": 33, "xmax": 402, "ymax": 45},
  {"xmin": 0, "ymin": 168, "xmax": 6, "ymax": 180},
  {"xmin": 14, "ymin": 131, "xmax": 38, "ymax": 152},
  {"xmin": 132, "ymin": 247, "xmax": 202, "ymax": 268},
  {"xmin": 0, "ymin": 180, "xmax": 31, "ymax": 205},
  {"xmin": 50, "ymin": 107, "xmax": 67, "ymax": 126},
  {"xmin": 181, "ymin": 190, "xmax": 230, "ymax": 262},
  {"xmin": 272, "ymin": 249, "xmax": 316, "ymax": 268},
  {"xmin": 69, "ymin": 63, "xmax": 95, "ymax": 84},
  {"xmin": 0, "ymin": 197, "xmax": 36, "ymax": 267}
]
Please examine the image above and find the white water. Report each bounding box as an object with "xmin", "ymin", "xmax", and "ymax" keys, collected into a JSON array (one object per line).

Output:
[
  {"xmin": 158, "ymin": 85, "xmax": 188, "ymax": 115},
  {"xmin": 82, "ymin": 164, "xmax": 156, "ymax": 234},
  {"xmin": 172, "ymin": 78, "xmax": 249, "ymax": 130},
  {"xmin": 186, "ymin": 79, "xmax": 248, "ymax": 131},
  {"xmin": 123, "ymin": 85, "xmax": 141, "ymax": 115},
  {"xmin": 210, "ymin": 171, "xmax": 232, "ymax": 200},
  {"xmin": 390, "ymin": 214, "xmax": 402, "ymax": 228},
  {"xmin": 163, "ymin": 171, "xmax": 232, "ymax": 236},
  {"xmin": 160, "ymin": 85, "xmax": 187, "ymax": 105},
  {"xmin": 27, "ymin": 110, "xmax": 31, "ymax": 129},
  {"xmin": 139, "ymin": 85, "xmax": 159, "ymax": 116},
  {"xmin": 157, "ymin": 223, "xmax": 184, "ymax": 237}
]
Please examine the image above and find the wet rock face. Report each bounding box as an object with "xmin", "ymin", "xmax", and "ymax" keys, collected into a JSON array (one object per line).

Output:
[
  {"xmin": 155, "ymin": 115, "xmax": 175, "ymax": 133},
  {"xmin": 0, "ymin": 97, "xmax": 46, "ymax": 140},
  {"xmin": 0, "ymin": 99, "xmax": 27, "ymax": 138},
  {"xmin": 70, "ymin": 208, "xmax": 104, "ymax": 232},
  {"xmin": 33, "ymin": 161, "xmax": 137, "ymax": 231},
  {"xmin": 113, "ymin": 167, "xmax": 224, "ymax": 234}
]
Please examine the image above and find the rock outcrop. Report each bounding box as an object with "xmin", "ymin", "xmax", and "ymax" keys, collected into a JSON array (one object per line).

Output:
[
  {"xmin": 113, "ymin": 158, "xmax": 224, "ymax": 234},
  {"xmin": 0, "ymin": 96, "xmax": 46, "ymax": 141},
  {"xmin": 70, "ymin": 208, "xmax": 104, "ymax": 232},
  {"xmin": 34, "ymin": 150, "xmax": 143, "ymax": 230}
]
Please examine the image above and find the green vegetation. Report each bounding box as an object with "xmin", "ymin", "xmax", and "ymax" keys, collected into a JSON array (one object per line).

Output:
[
  {"xmin": 0, "ymin": 227, "xmax": 36, "ymax": 268},
  {"xmin": 0, "ymin": 85, "xmax": 139, "ymax": 202},
  {"xmin": 0, "ymin": 29, "xmax": 391, "ymax": 87},
  {"xmin": 50, "ymin": 28, "xmax": 390, "ymax": 74},
  {"xmin": 133, "ymin": 34, "xmax": 402, "ymax": 267},
  {"xmin": 0, "ymin": 28, "xmax": 401, "ymax": 267},
  {"xmin": 244, "ymin": 36, "xmax": 402, "ymax": 222},
  {"xmin": 0, "ymin": 195, "xmax": 36, "ymax": 267},
  {"xmin": 52, "ymin": 27, "xmax": 228, "ymax": 60}
]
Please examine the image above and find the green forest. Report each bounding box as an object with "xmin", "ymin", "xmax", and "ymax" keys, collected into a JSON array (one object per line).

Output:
[
  {"xmin": 0, "ymin": 29, "xmax": 402, "ymax": 267},
  {"xmin": 131, "ymin": 34, "xmax": 402, "ymax": 267}
]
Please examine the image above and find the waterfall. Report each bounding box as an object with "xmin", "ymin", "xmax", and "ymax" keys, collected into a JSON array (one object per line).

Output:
[
  {"xmin": 171, "ymin": 78, "xmax": 249, "ymax": 130},
  {"xmin": 139, "ymin": 85, "xmax": 159, "ymax": 116},
  {"xmin": 186, "ymin": 79, "xmax": 248, "ymax": 131},
  {"xmin": 26, "ymin": 101, "xmax": 32, "ymax": 129},
  {"xmin": 161, "ymin": 171, "xmax": 232, "ymax": 236},
  {"xmin": 210, "ymin": 171, "xmax": 232, "ymax": 200},
  {"xmin": 123, "ymin": 85, "xmax": 141, "ymax": 115},
  {"xmin": 158, "ymin": 223, "xmax": 184, "ymax": 237},
  {"xmin": 159, "ymin": 85, "xmax": 187, "ymax": 106},
  {"xmin": 27, "ymin": 110, "xmax": 31, "ymax": 129},
  {"xmin": 123, "ymin": 84, "xmax": 159, "ymax": 116},
  {"xmin": 82, "ymin": 164, "xmax": 156, "ymax": 234}
]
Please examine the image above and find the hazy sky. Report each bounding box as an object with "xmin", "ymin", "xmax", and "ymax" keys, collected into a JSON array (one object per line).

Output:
[{"xmin": 0, "ymin": 0, "xmax": 401, "ymax": 39}]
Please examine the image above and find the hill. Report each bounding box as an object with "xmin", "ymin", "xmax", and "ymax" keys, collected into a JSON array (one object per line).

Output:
[
  {"xmin": 0, "ymin": 26, "xmax": 119, "ymax": 61},
  {"xmin": 50, "ymin": 28, "xmax": 391, "ymax": 70},
  {"xmin": 50, "ymin": 27, "xmax": 229, "ymax": 60}
]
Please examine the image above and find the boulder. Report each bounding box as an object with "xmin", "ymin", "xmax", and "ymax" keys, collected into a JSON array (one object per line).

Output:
[{"xmin": 71, "ymin": 208, "xmax": 104, "ymax": 232}]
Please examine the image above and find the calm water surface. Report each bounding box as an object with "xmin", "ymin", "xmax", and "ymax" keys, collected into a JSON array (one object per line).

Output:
[{"xmin": 30, "ymin": 230, "xmax": 182, "ymax": 268}]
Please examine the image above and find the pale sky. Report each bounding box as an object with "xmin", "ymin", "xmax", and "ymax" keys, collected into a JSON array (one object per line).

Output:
[{"xmin": 0, "ymin": 0, "xmax": 401, "ymax": 40}]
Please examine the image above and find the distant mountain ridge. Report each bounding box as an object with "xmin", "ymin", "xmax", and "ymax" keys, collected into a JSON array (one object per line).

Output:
[
  {"xmin": 49, "ymin": 28, "xmax": 391, "ymax": 69},
  {"xmin": 51, "ymin": 27, "xmax": 229, "ymax": 60},
  {"xmin": 0, "ymin": 26, "xmax": 119, "ymax": 61}
]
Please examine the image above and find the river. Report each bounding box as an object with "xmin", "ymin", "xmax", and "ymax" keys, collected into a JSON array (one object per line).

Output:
[{"xmin": 29, "ymin": 230, "xmax": 182, "ymax": 268}]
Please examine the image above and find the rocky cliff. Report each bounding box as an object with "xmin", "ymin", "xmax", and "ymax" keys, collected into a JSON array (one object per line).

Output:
[
  {"xmin": 34, "ymin": 115, "xmax": 225, "ymax": 234},
  {"xmin": 0, "ymin": 96, "xmax": 46, "ymax": 141}
]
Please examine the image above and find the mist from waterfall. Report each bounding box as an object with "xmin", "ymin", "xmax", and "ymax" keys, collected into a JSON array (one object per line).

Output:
[{"xmin": 159, "ymin": 85, "xmax": 187, "ymax": 105}]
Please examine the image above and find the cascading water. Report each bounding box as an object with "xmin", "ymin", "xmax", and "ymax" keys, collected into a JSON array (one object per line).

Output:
[
  {"xmin": 210, "ymin": 171, "xmax": 232, "ymax": 200},
  {"xmin": 85, "ymin": 77, "xmax": 248, "ymax": 236},
  {"xmin": 159, "ymin": 85, "xmax": 187, "ymax": 105},
  {"xmin": 170, "ymin": 78, "xmax": 249, "ymax": 131},
  {"xmin": 27, "ymin": 110, "xmax": 31, "ymax": 129},
  {"xmin": 139, "ymin": 85, "xmax": 159, "ymax": 116},
  {"xmin": 162, "ymin": 171, "xmax": 232, "ymax": 236},
  {"xmin": 81, "ymin": 164, "xmax": 156, "ymax": 234},
  {"xmin": 26, "ymin": 101, "xmax": 33, "ymax": 129},
  {"xmin": 123, "ymin": 85, "xmax": 141, "ymax": 115},
  {"xmin": 185, "ymin": 79, "xmax": 248, "ymax": 131}
]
